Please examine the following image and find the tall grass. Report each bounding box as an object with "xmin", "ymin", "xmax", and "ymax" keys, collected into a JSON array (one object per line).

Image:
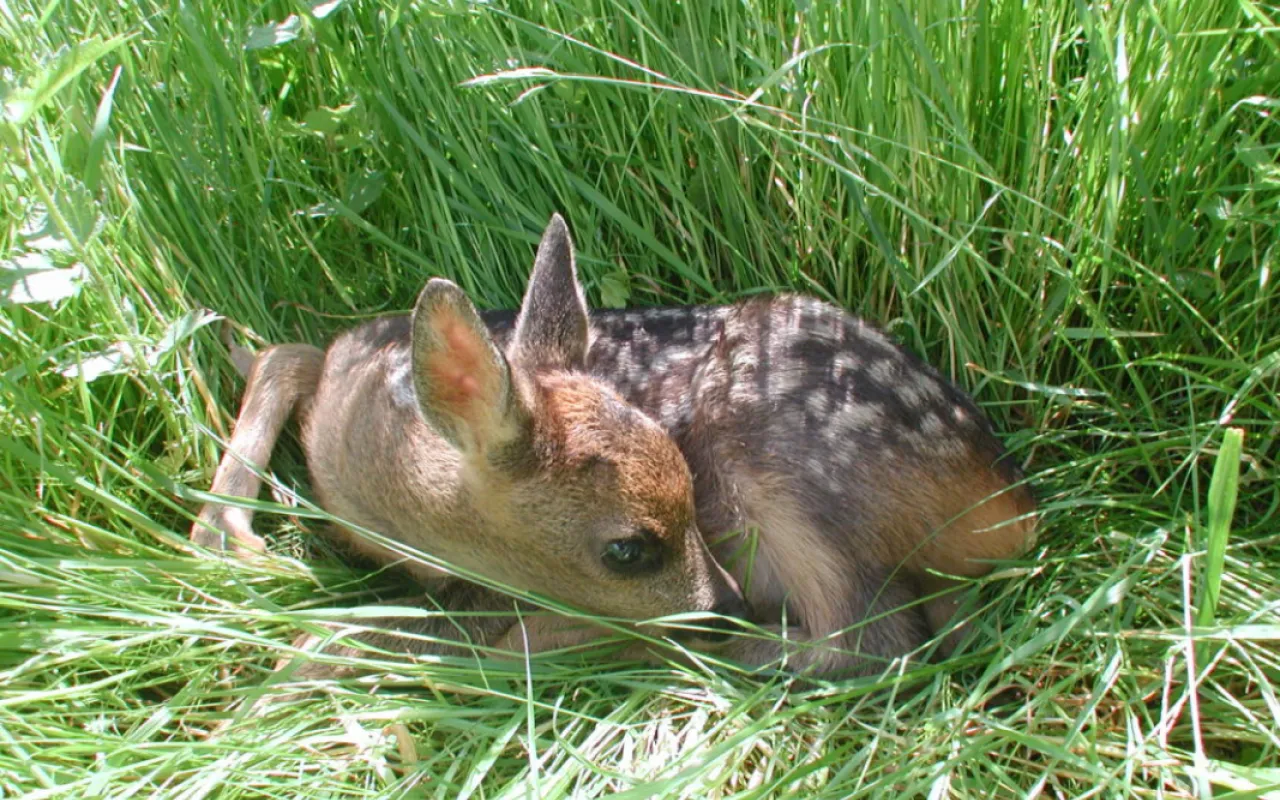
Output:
[{"xmin": 2, "ymin": 0, "xmax": 1277, "ymax": 796}]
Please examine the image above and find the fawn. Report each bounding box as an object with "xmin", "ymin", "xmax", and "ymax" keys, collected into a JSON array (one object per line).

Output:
[{"xmin": 192, "ymin": 214, "xmax": 1035, "ymax": 679}]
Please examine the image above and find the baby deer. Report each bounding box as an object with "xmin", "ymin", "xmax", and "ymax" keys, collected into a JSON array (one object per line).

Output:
[{"xmin": 192, "ymin": 214, "xmax": 1035, "ymax": 678}]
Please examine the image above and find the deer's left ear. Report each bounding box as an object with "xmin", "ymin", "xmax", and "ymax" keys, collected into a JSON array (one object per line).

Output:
[{"xmin": 510, "ymin": 213, "xmax": 590, "ymax": 371}]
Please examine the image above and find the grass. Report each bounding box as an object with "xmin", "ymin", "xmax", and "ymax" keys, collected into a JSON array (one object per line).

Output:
[{"xmin": 1, "ymin": 0, "xmax": 1278, "ymax": 795}]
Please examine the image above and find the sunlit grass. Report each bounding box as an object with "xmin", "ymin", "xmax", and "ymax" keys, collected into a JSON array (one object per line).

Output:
[{"xmin": 1, "ymin": 0, "xmax": 1277, "ymax": 796}]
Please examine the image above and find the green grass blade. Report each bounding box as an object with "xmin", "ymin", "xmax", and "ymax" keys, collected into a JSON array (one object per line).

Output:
[{"xmin": 1196, "ymin": 426, "xmax": 1244, "ymax": 635}]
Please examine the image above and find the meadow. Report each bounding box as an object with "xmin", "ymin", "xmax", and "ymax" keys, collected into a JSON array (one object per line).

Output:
[{"xmin": 1, "ymin": 0, "xmax": 1278, "ymax": 796}]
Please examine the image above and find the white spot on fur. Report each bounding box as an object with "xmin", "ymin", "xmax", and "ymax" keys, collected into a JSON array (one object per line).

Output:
[
  {"xmin": 868, "ymin": 359, "xmax": 896, "ymax": 384},
  {"xmin": 806, "ymin": 390, "xmax": 829, "ymax": 418},
  {"xmin": 771, "ymin": 364, "xmax": 801, "ymax": 396},
  {"xmin": 920, "ymin": 411, "xmax": 945, "ymax": 437},
  {"xmin": 837, "ymin": 401, "xmax": 884, "ymax": 432},
  {"xmin": 905, "ymin": 412, "xmax": 966, "ymax": 458},
  {"xmin": 615, "ymin": 343, "xmax": 635, "ymax": 376},
  {"xmin": 727, "ymin": 348, "xmax": 760, "ymax": 405},
  {"xmin": 899, "ymin": 375, "xmax": 941, "ymax": 408}
]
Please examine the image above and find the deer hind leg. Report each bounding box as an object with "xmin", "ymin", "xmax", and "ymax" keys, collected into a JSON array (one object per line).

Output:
[
  {"xmin": 713, "ymin": 576, "xmax": 931, "ymax": 680},
  {"xmin": 905, "ymin": 461, "xmax": 1039, "ymax": 658},
  {"xmin": 706, "ymin": 474, "xmax": 932, "ymax": 679},
  {"xmin": 192, "ymin": 343, "xmax": 325, "ymax": 555}
]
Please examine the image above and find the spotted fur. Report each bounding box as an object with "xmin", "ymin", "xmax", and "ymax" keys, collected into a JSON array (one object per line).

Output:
[{"xmin": 192, "ymin": 214, "xmax": 1035, "ymax": 679}]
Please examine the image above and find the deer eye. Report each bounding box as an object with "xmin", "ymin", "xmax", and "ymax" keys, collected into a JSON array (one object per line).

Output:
[{"xmin": 602, "ymin": 529, "xmax": 662, "ymax": 575}]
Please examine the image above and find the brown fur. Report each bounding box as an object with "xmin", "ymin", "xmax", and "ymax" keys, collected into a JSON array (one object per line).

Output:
[
  {"xmin": 194, "ymin": 215, "xmax": 746, "ymax": 677},
  {"xmin": 699, "ymin": 458, "xmax": 1035, "ymax": 675},
  {"xmin": 192, "ymin": 213, "xmax": 1036, "ymax": 681},
  {"xmin": 537, "ymin": 375, "xmax": 696, "ymax": 541}
]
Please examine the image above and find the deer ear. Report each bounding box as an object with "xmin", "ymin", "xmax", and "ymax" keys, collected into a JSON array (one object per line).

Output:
[
  {"xmin": 411, "ymin": 279, "xmax": 525, "ymax": 453},
  {"xmin": 510, "ymin": 213, "xmax": 590, "ymax": 371}
]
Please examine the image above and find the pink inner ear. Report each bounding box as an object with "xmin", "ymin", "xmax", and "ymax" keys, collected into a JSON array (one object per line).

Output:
[{"xmin": 426, "ymin": 311, "xmax": 495, "ymax": 427}]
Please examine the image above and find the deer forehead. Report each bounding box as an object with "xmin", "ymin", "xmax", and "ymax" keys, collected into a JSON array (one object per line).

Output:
[{"xmin": 535, "ymin": 373, "xmax": 695, "ymax": 534}]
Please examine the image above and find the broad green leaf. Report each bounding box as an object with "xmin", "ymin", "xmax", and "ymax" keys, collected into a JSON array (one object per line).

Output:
[
  {"xmin": 303, "ymin": 170, "xmax": 384, "ymax": 217},
  {"xmin": 20, "ymin": 182, "xmax": 102, "ymax": 251},
  {"xmin": 302, "ymin": 103, "xmax": 357, "ymax": 136},
  {"xmin": 344, "ymin": 170, "xmax": 385, "ymax": 214},
  {"xmin": 2, "ymin": 35, "xmax": 130, "ymax": 127},
  {"xmin": 57, "ymin": 342, "xmax": 130, "ymax": 382},
  {"xmin": 245, "ymin": 15, "xmax": 302, "ymax": 51},
  {"xmin": 598, "ymin": 270, "xmax": 632, "ymax": 309},
  {"xmin": 308, "ymin": 0, "xmax": 346, "ymax": 19},
  {"xmin": 54, "ymin": 310, "xmax": 221, "ymax": 383},
  {"xmin": 149, "ymin": 309, "xmax": 221, "ymax": 363},
  {"xmin": 0, "ymin": 253, "xmax": 86, "ymax": 305}
]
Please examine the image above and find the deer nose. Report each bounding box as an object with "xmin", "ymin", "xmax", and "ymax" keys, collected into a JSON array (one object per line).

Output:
[{"xmin": 690, "ymin": 596, "xmax": 754, "ymax": 643}]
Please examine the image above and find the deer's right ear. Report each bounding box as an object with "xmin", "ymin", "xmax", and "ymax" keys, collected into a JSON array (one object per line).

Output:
[
  {"xmin": 510, "ymin": 213, "xmax": 590, "ymax": 371},
  {"xmin": 411, "ymin": 279, "xmax": 525, "ymax": 454}
]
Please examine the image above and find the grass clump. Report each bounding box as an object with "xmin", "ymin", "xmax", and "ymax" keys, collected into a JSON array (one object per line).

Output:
[{"xmin": 2, "ymin": 0, "xmax": 1278, "ymax": 796}]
